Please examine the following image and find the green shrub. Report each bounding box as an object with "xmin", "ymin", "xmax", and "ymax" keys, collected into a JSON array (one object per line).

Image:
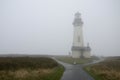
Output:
[
  {"xmin": 0, "ymin": 57, "xmax": 64, "ymax": 80},
  {"xmin": 0, "ymin": 57, "xmax": 58, "ymax": 70}
]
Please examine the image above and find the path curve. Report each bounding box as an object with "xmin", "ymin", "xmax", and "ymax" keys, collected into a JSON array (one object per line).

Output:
[{"xmin": 53, "ymin": 57, "xmax": 95, "ymax": 80}]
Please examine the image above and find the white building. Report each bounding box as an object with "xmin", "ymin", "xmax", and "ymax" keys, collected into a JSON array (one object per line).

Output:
[{"xmin": 71, "ymin": 12, "xmax": 91, "ymax": 58}]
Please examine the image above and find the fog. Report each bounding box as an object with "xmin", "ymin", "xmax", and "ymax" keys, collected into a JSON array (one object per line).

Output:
[{"xmin": 0, "ymin": 0, "xmax": 120, "ymax": 56}]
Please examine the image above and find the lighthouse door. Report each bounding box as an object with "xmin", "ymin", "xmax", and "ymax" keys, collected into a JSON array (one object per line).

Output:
[{"xmin": 80, "ymin": 51, "xmax": 84, "ymax": 58}]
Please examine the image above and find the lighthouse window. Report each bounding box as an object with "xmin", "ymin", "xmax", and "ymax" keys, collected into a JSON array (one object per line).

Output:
[{"xmin": 78, "ymin": 36, "xmax": 80, "ymax": 42}]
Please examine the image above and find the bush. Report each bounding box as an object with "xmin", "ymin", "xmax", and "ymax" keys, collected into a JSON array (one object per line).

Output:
[
  {"xmin": 0, "ymin": 57, "xmax": 64, "ymax": 80},
  {"xmin": 0, "ymin": 57, "xmax": 58, "ymax": 70}
]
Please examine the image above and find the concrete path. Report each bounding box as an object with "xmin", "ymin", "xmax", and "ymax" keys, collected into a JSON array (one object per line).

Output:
[{"xmin": 53, "ymin": 58, "xmax": 95, "ymax": 80}]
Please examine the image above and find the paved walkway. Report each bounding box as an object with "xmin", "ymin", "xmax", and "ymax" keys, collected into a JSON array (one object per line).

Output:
[
  {"xmin": 52, "ymin": 57, "xmax": 95, "ymax": 80},
  {"xmin": 58, "ymin": 60, "xmax": 94, "ymax": 80}
]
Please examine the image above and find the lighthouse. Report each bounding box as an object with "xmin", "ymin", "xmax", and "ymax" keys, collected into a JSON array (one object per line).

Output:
[{"xmin": 71, "ymin": 12, "xmax": 91, "ymax": 58}]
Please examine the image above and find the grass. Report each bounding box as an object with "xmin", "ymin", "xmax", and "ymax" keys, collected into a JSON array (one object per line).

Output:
[
  {"xmin": 55, "ymin": 56, "xmax": 94, "ymax": 64},
  {"xmin": 0, "ymin": 57, "xmax": 64, "ymax": 80},
  {"xmin": 43, "ymin": 66, "xmax": 64, "ymax": 80},
  {"xmin": 84, "ymin": 57, "xmax": 120, "ymax": 80}
]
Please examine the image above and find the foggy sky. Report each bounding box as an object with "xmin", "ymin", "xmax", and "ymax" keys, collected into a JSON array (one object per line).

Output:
[{"xmin": 0, "ymin": 0, "xmax": 120, "ymax": 56}]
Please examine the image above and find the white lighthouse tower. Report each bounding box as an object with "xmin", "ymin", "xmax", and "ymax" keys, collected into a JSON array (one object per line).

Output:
[{"xmin": 71, "ymin": 12, "xmax": 91, "ymax": 58}]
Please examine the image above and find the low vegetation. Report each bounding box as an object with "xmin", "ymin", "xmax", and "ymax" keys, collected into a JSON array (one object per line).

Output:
[
  {"xmin": 85, "ymin": 57, "xmax": 120, "ymax": 80},
  {"xmin": 55, "ymin": 56, "xmax": 94, "ymax": 64},
  {"xmin": 0, "ymin": 57, "xmax": 64, "ymax": 80}
]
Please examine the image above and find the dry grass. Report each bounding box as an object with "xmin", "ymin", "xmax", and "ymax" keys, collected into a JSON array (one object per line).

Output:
[
  {"xmin": 0, "ymin": 57, "xmax": 64, "ymax": 80},
  {"xmin": 9, "ymin": 70, "xmax": 29, "ymax": 78},
  {"xmin": 85, "ymin": 58, "xmax": 120, "ymax": 80},
  {"xmin": 0, "ymin": 68, "xmax": 53, "ymax": 79}
]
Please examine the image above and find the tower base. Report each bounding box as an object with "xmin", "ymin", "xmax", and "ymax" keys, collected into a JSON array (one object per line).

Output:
[{"xmin": 71, "ymin": 46, "xmax": 91, "ymax": 58}]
